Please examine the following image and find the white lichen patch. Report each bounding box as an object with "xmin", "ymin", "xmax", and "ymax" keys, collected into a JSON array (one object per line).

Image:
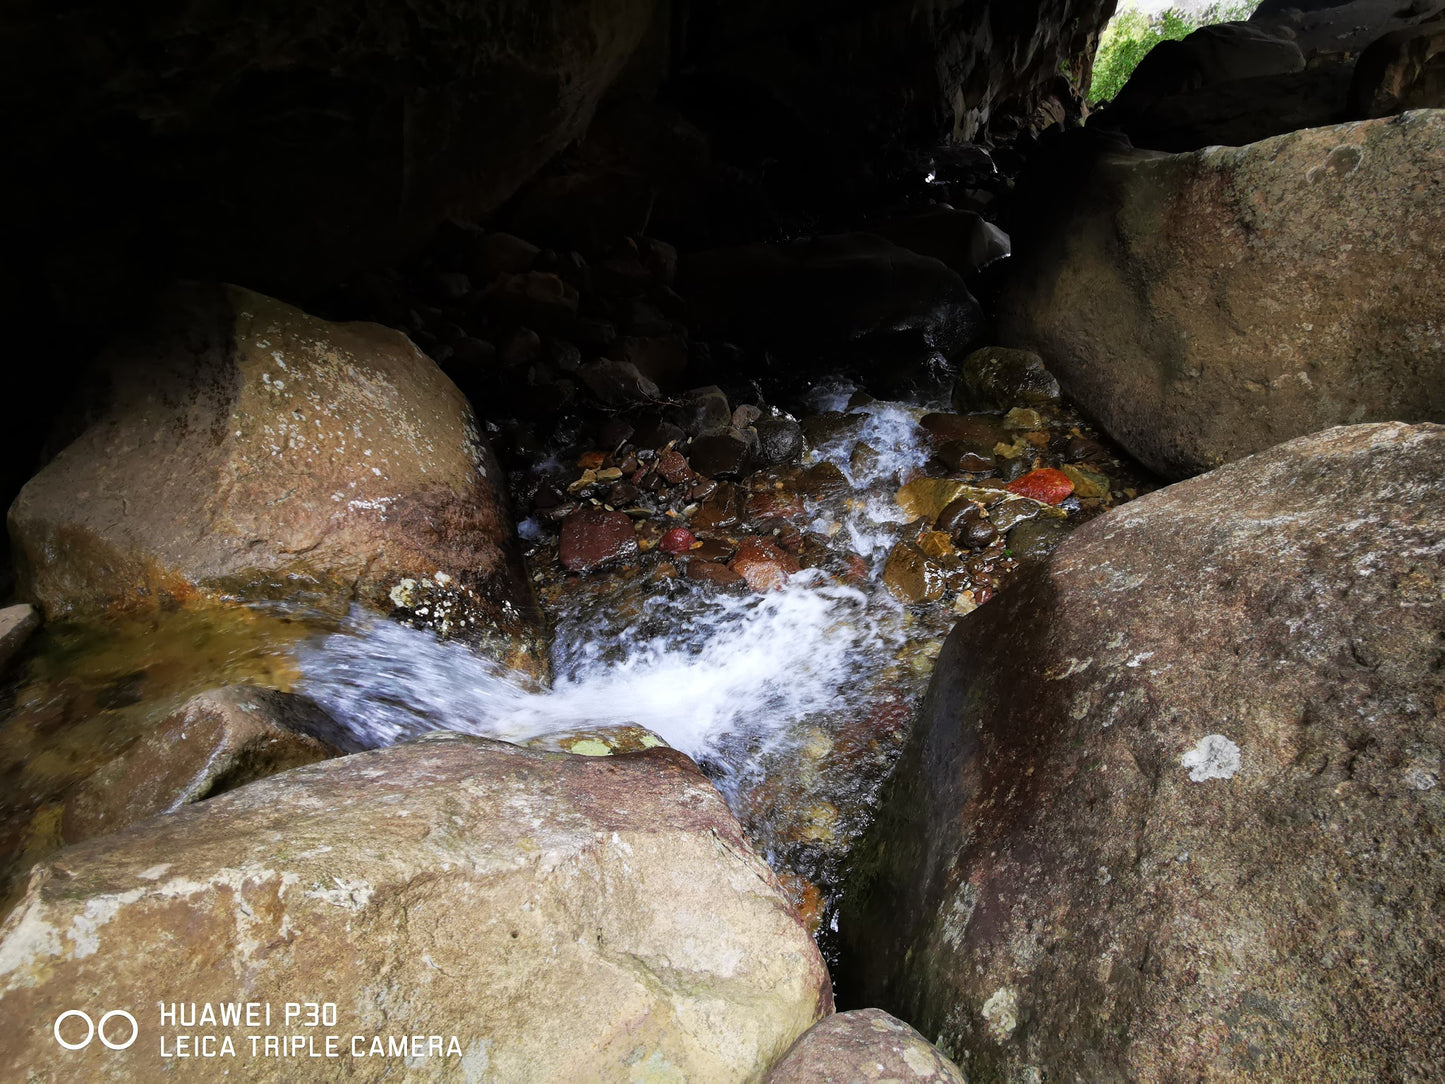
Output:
[
  {"xmin": 1181, "ymin": 734, "xmax": 1242, "ymax": 782},
  {"xmin": 304, "ymin": 878, "xmax": 375, "ymax": 911},
  {"xmin": 981, "ymin": 987, "xmax": 1019, "ymax": 1042}
]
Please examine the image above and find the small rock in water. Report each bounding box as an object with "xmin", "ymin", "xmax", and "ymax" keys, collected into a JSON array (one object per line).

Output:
[
  {"xmin": 755, "ymin": 411, "xmax": 805, "ymax": 465},
  {"xmin": 657, "ymin": 448, "xmax": 696, "ymax": 485},
  {"xmin": 936, "ymin": 499, "xmax": 998, "ymax": 549},
  {"xmin": 659, "ymin": 526, "xmax": 699, "ymax": 555},
  {"xmin": 882, "ymin": 542, "xmax": 946, "ymax": 603},
  {"xmin": 1006, "ymin": 467, "xmax": 1074, "ymax": 505},
  {"xmin": 729, "ymin": 537, "xmax": 801, "ymax": 592},
  {"xmin": 686, "ymin": 559, "xmax": 747, "ymax": 588},
  {"xmin": 954, "ymin": 346, "xmax": 1061, "ymax": 410},
  {"xmin": 689, "ymin": 429, "xmax": 755, "ymax": 479},
  {"xmin": 934, "ymin": 441, "xmax": 995, "ymax": 472},
  {"xmin": 1061, "ymin": 462, "xmax": 1111, "ymax": 499},
  {"xmin": 1007, "ymin": 517, "xmax": 1074, "ymax": 565},
  {"xmin": 559, "ymin": 509, "xmax": 639, "ymax": 571},
  {"xmin": 896, "ymin": 477, "xmax": 969, "ymax": 521}
]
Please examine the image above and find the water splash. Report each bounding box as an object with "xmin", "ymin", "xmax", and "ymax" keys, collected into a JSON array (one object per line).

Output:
[{"xmin": 296, "ymin": 571, "xmax": 903, "ymax": 785}]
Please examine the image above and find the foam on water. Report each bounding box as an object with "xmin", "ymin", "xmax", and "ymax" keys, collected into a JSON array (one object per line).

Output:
[
  {"xmin": 297, "ymin": 390, "xmax": 936, "ymax": 791},
  {"xmin": 296, "ymin": 571, "xmax": 903, "ymax": 781}
]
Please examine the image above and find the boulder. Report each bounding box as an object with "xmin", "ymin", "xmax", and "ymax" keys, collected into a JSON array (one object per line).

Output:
[
  {"xmin": 1105, "ymin": 21, "xmax": 1304, "ymax": 115},
  {"xmin": 843, "ymin": 423, "xmax": 1445, "ymax": 1080},
  {"xmin": 1093, "ymin": 65, "xmax": 1353, "ymax": 153},
  {"xmin": 0, "ymin": 732, "xmax": 833, "ymax": 1081},
  {"xmin": 558, "ymin": 508, "xmax": 639, "ymax": 572},
  {"xmin": 8, "ymin": 284, "xmax": 542, "ymax": 668},
  {"xmin": 1001, "ymin": 112, "xmax": 1445, "ymax": 478},
  {"xmin": 865, "ymin": 209, "xmax": 1011, "ymax": 277},
  {"xmin": 0, "ymin": 604, "xmax": 37, "ymax": 673},
  {"xmin": 765, "ymin": 1009, "xmax": 967, "ymax": 1084},
  {"xmin": 1350, "ymin": 15, "xmax": 1445, "ymax": 118},
  {"xmin": 682, "ymin": 234, "xmax": 985, "ymax": 360},
  {"xmin": 62, "ymin": 686, "xmax": 344, "ymax": 845}
]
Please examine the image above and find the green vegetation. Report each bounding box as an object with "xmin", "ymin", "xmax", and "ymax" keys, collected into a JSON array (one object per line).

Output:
[{"xmin": 1088, "ymin": 2, "xmax": 1263, "ymax": 104}]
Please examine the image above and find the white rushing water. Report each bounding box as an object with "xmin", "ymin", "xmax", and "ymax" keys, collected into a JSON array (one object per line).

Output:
[
  {"xmin": 297, "ymin": 573, "xmax": 903, "ymax": 777},
  {"xmin": 296, "ymin": 390, "xmax": 933, "ymax": 787}
]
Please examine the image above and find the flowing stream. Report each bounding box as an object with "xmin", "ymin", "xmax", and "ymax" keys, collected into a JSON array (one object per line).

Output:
[{"xmin": 295, "ymin": 391, "xmax": 939, "ymax": 804}]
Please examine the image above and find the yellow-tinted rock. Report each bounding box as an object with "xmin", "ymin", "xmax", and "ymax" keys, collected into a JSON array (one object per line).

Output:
[
  {"xmin": 896, "ymin": 478, "xmax": 969, "ymax": 521},
  {"xmin": 883, "ymin": 543, "xmax": 946, "ymax": 603},
  {"xmin": 1062, "ymin": 462, "xmax": 1112, "ymax": 498},
  {"xmin": 0, "ymin": 734, "xmax": 832, "ymax": 1082}
]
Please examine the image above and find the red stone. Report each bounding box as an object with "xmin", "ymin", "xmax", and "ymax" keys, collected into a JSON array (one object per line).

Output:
[
  {"xmin": 558, "ymin": 509, "xmax": 638, "ymax": 572},
  {"xmin": 1006, "ymin": 467, "xmax": 1074, "ymax": 505},
  {"xmin": 656, "ymin": 449, "xmax": 695, "ymax": 485},
  {"xmin": 686, "ymin": 559, "xmax": 746, "ymax": 587},
  {"xmin": 728, "ymin": 537, "xmax": 801, "ymax": 592},
  {"xmin": 659, "ymin": 527, "xmax": 698, "ymax": 555}
]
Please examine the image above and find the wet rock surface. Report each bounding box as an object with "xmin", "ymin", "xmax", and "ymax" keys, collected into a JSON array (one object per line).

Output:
[
  {"xmin": 1003, "ymin": 112, "xmax": 1445, "ymax": 478},
  {"xmin": 501, "ymin": 363, "xmax": 1151, "ymax": 940},
  {"xmin": 0, "ymin": 606, "xmax": 37, "ymax": 674},
  {"xmin": 765, "ymin": 1008, "xmax": 967, "ymax": 1084},
  {"xmin": 843, "ymin": 422, "xmax": 1445, "ymax": 1080},
  {"xmin": 61, "ymin": 686, "xmax": 342, "ymax": 844},
  {"xmin": 9, "ymin": 284, "xmax": 543, "ymax": 669},
  {"xmin": 0, "ymin": 732, "xmax": 833, "ymax": 1081}
]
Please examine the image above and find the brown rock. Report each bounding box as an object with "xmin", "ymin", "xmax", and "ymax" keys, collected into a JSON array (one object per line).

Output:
[
  {"xmin": 765, "ymin": 1009, "xmax": 967, "ymax": 1084},
  {"xmin": 689, "ymin": 429, "xmax": 755, "ymax": 479},
  {"xmin": 691, "ymin": 482, "xmax": 744, "ymax": 530},
  {"xmin": 845, "ymin": 422, "xmax": 1445, "ymax": 1080},
  {"xmin": 1002, "ymin": 114, "xmax": 1445, "ymax": 478},
  {"xmin": 729, "ymin": 537, "xmax": 802, "ymax": 592},
  {"xmin": 63, "ymin": 686, "xmax": 342, "ymax": 844},
  {"xmin": 689, "ymin": 538, "xmax": 736, "ymax": 563},
  {"xmin": 579, "ymin": 357, "xmax": 662, "ymax": 406},
  {"xmin": 686, "ymin": 559, "xmax": 747, "ymax": 588},
  {"xmin": 747, "ymin": 488, "xmax": 807, "ymax": 522},
  {"xmin": 881, "ymin": 542, "xmax": 946, "ymax": 603},
  {"xmin": 559, "ymin": 508, "xmax": 638, "ymax": 572},
  {"xmin": 0, "ymin": 733, "xmax": 833, "ymax": 1081},
  {"xmin": 657, "ymin": 447, "xmax": 696, "ymax": 485},
  {"xmin": 954, "ymin": 346, "xmax": 1060, "ymax": 411},
  {"xmin": 896, "ymin": 478, "xmax": 971, "ymax": 522},
  {"xmin": 8, "ymin": 285, "xmax": 540, "ymax": 658},
  {"xmin": 920, "ymin": 412, "xmax": 1008, "ymax": 450},
  {"xmin": 1349, "ymin": 16, "xmax": 1445, "ymax": 118},
  {"xmin": 0, "ymin": 605, "xmax": 38, "ymax": 673}
]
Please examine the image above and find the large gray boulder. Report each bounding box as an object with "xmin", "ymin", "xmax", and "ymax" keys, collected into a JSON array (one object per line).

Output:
[
  {"xmin": 8, "ymin": 284, "xmax": 543, "ymax": 669},
  {"xmin": 1002, "ymin": 112, "xmax": 1445, "ymax": 478},
  {"xmin": 843, "ymin": 423, "xmax": 1445, "ymax": 1081},
  {"xmin": 0, "ymin": 733, "xmax": 833, "ymax": 1081}
]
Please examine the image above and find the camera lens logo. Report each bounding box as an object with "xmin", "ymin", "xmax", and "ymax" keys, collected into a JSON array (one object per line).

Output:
[{"xmin": 53, "ymin": 1009, "xmax": 139, "ymax": 1051}]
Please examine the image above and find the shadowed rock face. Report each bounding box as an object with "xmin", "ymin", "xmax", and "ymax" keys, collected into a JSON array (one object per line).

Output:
[
  {"xmin": 0, "ymin": 0, "xmax": 1116, "ymax": 320},
  {"xmin": 0, "ymin": 0, "xmax": 662, "ymax": 305},
  {"xmin": 8, "ymin": 284, "xmax": 543, "ymax": 668},
  {"xmin": 0, "ymin": 733, "xmax": 834, "ymax": 1082},
  {"xmin": 1001, "ymin": 111, "xmax": 1445, "ymax": 479},
  {"xmin": 842, "ymin": 422, "xmax": 1445, "ymax": 1081}
]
